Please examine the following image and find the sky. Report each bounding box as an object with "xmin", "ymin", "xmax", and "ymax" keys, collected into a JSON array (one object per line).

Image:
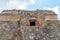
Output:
[{"xmin": 0, "ymin": 0, "xmax": 60, "ymax": 20}]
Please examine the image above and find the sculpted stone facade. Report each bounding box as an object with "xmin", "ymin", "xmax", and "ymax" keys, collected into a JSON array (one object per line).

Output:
[{"xmin": 0, "ymin": 9, "xmax": 60, "ymax": 40}]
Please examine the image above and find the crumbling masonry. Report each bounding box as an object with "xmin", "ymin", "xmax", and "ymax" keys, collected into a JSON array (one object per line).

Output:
[{"xmin": 0, "ymin": 9, "xmax": 60, "ymax": 40}]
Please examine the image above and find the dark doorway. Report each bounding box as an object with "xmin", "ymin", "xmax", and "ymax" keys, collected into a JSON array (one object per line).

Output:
[{"xmin": 30, "ymin": 20, "xmax": 36, "ymax": 26}]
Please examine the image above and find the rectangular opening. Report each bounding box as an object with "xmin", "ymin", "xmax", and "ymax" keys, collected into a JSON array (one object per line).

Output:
[{"xmin": 30, "ymin": 20, "xmax": 35, "ymax": 26}]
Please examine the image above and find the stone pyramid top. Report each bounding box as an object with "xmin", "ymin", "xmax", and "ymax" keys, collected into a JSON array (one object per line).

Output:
[{"xmin": 1, "ymin": 9, "xmax": 56, "ymax": 15}]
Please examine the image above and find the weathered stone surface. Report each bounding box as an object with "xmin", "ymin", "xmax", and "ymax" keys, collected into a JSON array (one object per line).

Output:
[
  {"xmin": 0, "ymin": 14, "xmax": 20, "ymax": 21},
  {"xmin": 22, "ymin": 21, "xmax": 60, "ymax": 40},
  {"xmin": 0, "ymin": 21, "xmax": 20, "ymax": 40},
  {"xmin": 0, "ymin": 10, "xmax": 59, "ymax": 40}
]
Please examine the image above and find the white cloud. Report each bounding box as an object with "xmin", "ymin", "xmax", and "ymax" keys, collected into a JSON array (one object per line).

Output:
[
  {"xmin": 30, "ymin": 0, "xmax": 35, "ymax": 4},
  {"xmin": 7, "ymin": 0, "xmax": 18, "ymax": 7},
  {"xmin": 44, "ymin": 6, "xmax": 60, "ymax": 14},
  {"xmin": 6, "ymin": 0, "xmax": 35, "ymax": 9},
  {"xmin": 18, "ymin": 2, "xmax": 28, "ymax": 9}
]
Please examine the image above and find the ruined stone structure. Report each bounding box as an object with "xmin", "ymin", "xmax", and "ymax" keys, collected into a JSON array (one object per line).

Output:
[{"xmin": 0, "ymin": 9, "xmax": 60, "ymax": 40}]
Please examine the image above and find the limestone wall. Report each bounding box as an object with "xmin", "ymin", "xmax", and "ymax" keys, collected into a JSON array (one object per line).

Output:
[
  {"xmin": 0, "ymin": 14, "xmax": 20, "ymax": 21},
  {"xmin": 21, "ymin": 20, "xmax": 60, "ymax": 40},
  {"xmin": 45, "ymin": 15, "xmax": 57, "ymax": 20},
  {"xmin": 0, "ymin": 10, "xmax": 58, "ymax": 40},
  {"xmin": 0, "ymin": 21, "xmax": 17, "ymax": 40},
  {"xmin": 0, "ymin": 21, "xmax": 23, "ymax": 40}
]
